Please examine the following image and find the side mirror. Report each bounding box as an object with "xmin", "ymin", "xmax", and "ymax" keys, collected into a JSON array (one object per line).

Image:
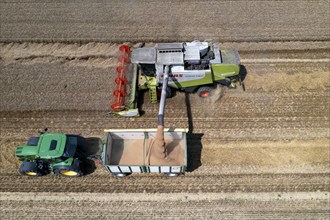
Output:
[{"xmin": 39, "ymin": 128, "xmax": 48, "ymax": 135}]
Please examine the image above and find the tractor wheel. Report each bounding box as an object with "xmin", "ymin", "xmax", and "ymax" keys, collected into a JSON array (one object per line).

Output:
[
  {"xmin": 157, "ymin": 87, "xmax": 172, "ymax": 98},
  {"xmin": 57, "ymin": 169, "xmax": 83, "ymax": 177},
  {"xmin": 19, "ymin": 161, "xmax": 46, "ymax": 176},
  {"xmin": 53, "ymin": 159, "xmax": 83, "ymax": 177},
  {"xmin": 196, "ymin": 86, "xmax": 213, "ymax": 98}
]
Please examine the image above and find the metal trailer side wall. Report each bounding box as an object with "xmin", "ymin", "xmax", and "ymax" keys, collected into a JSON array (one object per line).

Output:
[{"xmin": 103, "ymin": 129, "xmax": 187, "ymax": 175}]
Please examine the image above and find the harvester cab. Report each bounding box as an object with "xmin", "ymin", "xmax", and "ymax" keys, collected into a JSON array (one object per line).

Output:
[{"xmin": 110, "ymin": 41, "xmax": 242, "ymax": 117}]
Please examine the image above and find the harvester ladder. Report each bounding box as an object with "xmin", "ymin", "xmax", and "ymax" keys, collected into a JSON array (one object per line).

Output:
[{"xmin": 149, "ymin": 86, "xmax": 158, "ymax": 104}]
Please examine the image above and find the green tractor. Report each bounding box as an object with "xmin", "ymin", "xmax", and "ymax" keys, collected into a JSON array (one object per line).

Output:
[{"xmin": 15, "ymin": 130, "xmax": 86, "ymax": 177}]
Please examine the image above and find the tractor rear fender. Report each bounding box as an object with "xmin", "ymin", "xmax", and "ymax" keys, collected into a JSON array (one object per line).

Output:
[
  {"xmin": 51, "ymin": 157, "xmax": 74, "ymax": 168},
  {"xmin": 52, "ymin": 158, "xmax": 82, "ymax": 173}
]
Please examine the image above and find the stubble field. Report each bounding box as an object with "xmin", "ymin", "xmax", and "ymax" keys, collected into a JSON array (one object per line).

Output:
[{"xmin": 0, "ymin": 0, "xmax": 329, "ymax": 219}]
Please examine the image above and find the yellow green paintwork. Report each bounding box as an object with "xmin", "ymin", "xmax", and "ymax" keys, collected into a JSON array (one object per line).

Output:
[
  {"xmin": 211, "ymin": 64, "xmax": 240, "ymax": 81},
  {"xmin": 139, "ymin": 75, "xmax": 158, "ymax": 103},
  {"xmin": 52, "ymin": 157, "xmax": 74, "ymax": 168}
]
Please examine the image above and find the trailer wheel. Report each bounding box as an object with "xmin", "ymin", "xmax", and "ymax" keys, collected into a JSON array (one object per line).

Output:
[
  {"xmin": 19, "ymin": 161, "xmax": 46, "ymax": 176},
  {"xmin": 112, "ymin": 173, "xmax": 131, "ymax": 177},
  {"xmin": 196, "ymin": 86, "xmax": 212, "ymax": 98},
  {"xmin": 164, "ymin": 173, "xmax": 179, "ymax": 177}
]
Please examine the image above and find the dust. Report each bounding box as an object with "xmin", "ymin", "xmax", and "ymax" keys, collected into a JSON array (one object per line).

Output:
[
  {"xmin": 202, "ymin": 138, "xmax": 330, "ymax": 166},
  {"xmin": 189, "ymin": 85, "xmax": 226, "ymax": 107},
  {"xmin": 147, "ymin": 126, "xmax": 182, "ymax": 166},
  {"xmin": 245, "ymin": 72, "xmax": 330, "ymax": 92},
  {"xmin": 222, "ymin": 41, "xmax": 330, "ymax": 52},
  {"xmin": 208, "ymin": 85, "xmax": 225, "ymax": 103},
  {"xmin": 149, "ymin": 125, "xmax": 166, "ymax": 159}
]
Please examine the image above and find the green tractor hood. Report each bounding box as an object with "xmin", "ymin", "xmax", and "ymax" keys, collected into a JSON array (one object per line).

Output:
[
  {"xmin": 15, "ymin": 145, "xmax": 39, "ymax": 158},
  {"xmin": 15, "ymin": 133, "xmax": 67, "ymax": 159}
]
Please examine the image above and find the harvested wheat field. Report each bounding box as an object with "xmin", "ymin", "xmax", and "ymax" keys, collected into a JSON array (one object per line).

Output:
[{"xmin": 1, "ymin": 0, "xmax": 330, "ymax": 219}]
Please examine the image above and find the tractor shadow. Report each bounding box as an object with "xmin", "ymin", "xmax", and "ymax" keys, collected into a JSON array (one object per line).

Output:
[{"xmin": 78, "ymin": 137, "xmax": 103, "ymax": 176}]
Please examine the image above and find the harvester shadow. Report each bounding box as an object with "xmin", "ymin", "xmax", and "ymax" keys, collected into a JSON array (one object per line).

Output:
[
  {"xmin": 137, "ymin": 88, "xmax": 177, "ymax": 116},
  {"xmin": 185, "ymin": 93, "xmax": 203, "ymax": 172},
  {"xmin": 240, "ymin": 64, "xmax": 248, "ymax": 81},
  {"xmin": 186, "ymin": 133, "xmax": 203, "ymax": 172},
  {"xmin": 78, "ymin": 137, "xmax": 103, "ymax": 176},
  {"xmin": 137, "ymin": 90, "xmax": 146, "ymax": 116},
  {"xmin": 239, "ymin": 65, "xmax": 248, "ymax": 91}
]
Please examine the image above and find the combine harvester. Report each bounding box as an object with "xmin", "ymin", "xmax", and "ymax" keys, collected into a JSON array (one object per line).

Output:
[
  {"xmin": 15, "ymin": 41, "xmax": 242, "ymax": 177},
  {"xmin": 110, "ymin": 41, "xmax": 242, "ymax": 116}
]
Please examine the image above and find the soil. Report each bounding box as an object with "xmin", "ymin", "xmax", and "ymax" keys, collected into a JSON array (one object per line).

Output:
[
  {"xmin": 1, "ymin": 1, "xmax": 329, "ymax": 42},
  {"xmin": 1, "ymin": 0, "xmax": 330, "ymax": 219}
]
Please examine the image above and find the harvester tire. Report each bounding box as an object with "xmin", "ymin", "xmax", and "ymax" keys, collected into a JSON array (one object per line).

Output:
[
  {"xmin": 19, "ymin": 161, "xmax": 46, "ymax": 176},
  {"xmin": 166, "ymin": 87, "xmax": 172, "ymax": 98},
  {"xmin": 197, "ymin": 86, "xmax": 212, "ymax": 98},
  {"xmin": 157, "ymin": 87, "xmax": 172, "ymax": 98}
]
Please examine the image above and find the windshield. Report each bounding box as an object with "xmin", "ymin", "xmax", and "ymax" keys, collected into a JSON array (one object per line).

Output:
[{"xmin": 62, "ymin": 135, "xmax": 79, "ymax": 158}]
